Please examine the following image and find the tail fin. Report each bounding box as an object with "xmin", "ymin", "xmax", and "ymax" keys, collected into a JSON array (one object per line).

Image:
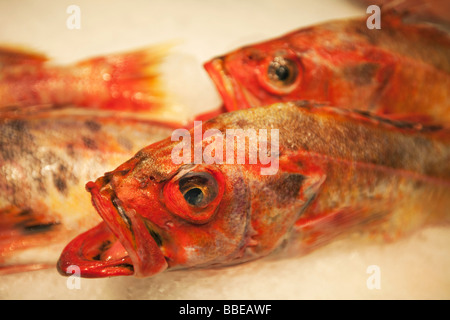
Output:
[
  {"xmin": 0, "ymin": 44, "xmax": 188, "ymax": 124},
  {"xmin": 70, "ymin": 44, "xmax": 172, "ymax": 112}
]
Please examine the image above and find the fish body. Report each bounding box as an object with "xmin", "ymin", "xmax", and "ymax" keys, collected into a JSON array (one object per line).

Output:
[
  {"xmin": 0, "ymin": 110, "xmax": 175, "ymax": 274},
  {"xmin": 58, "ymin": 102, "xmax": 450, "ymax": 278},
  {"xmin": 204, "ymin": 12, "xmax": 450, "ymax": 123}
]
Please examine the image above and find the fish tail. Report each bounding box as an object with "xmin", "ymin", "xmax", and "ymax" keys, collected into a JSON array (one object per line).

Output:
[
  {"xmin": 0, "ymin": 44, "xmax": 179, "ymax": 118},
  {"xmin": 69, "ymin": 44, "xmax": 173, "ymax": 112}
]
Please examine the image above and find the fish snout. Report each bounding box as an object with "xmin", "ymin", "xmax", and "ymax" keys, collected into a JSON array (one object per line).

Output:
[
  {"xmin": 204, "ymin": 55, "xmax": 258, "ymax": 111},
  {"xmin": 57, "ymin": 173, "xmax": 168, "ymax": 278}
]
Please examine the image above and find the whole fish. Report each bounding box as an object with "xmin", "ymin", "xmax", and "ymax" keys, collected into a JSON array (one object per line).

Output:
[
  {"xmin": 58, "ymin": 102, "xmax": 450, "ymax": 278},
  {"xmin": 203, "ymin": 12, "xmax": 450, "ymax": 124},
  {"xmin": 0, "ymin": 110, "xmax": 175, "ymax": 274}
]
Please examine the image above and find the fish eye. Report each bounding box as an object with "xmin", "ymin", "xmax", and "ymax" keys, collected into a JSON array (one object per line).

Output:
[
  {"xmin": 259, "ymin": 55, "xmax": 301, "ymax": 95},
  {"xmin": 179, "ymin": 172, "xmax": 218, "ymax": 208},
  {"xmin": 163, "ymin": 166, "xmax": 224, "ymax": 224},
  {"xmin": 267, "ymin": 57, "xmax": 298, "ymax": 87}
]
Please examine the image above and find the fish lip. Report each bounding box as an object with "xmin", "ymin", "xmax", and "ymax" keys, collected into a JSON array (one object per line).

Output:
[
  {"xmin": 57, "ymin": 221, "xmax": 134, "ymax": 278},
  {"xmin": 85, "ymin": 180, "xmax": 168, "ymax": 278},
  {"xmin": 58, "ymin": 179, "xmax": 168, "ymax": 278},
  {"xmin": 204, "ymin": 57, "xmax": 255, "ymax": 111}
]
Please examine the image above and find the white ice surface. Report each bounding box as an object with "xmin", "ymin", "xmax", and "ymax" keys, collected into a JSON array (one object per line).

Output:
[{"xmin": 0, "ymin": 0, "xmax": 449, "ymax": 299}]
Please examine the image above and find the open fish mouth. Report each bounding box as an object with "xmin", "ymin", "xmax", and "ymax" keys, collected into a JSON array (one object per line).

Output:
[
  {"xmin": 204, "ymin": 57, "xmax": 259, "ymax": 111},
  {"xmin": 57, "ymin": 179, "xmax": 167, "ymax": 278}
]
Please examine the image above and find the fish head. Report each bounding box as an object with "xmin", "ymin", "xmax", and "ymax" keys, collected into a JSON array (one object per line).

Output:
[
  {"xmin": 204, "ymin": 35, "xmax": 310, "ymax": 112},
  {"xmin": 57, "ymin": 131, "xmax": 253, "ymax": 278},
  {"xmin": 204, "ymin": 21, "xmax": 383, "ymax": 112}
]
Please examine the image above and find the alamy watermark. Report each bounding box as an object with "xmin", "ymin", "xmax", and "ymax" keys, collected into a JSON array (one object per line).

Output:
[
  {"xmin": 171, "ymin": 121, "xmax": 279, "ymax": 175},
  {"xmin": 366, "ymin": 264, "xmax": 381, "ymax": 290},
  {"xmin": 366, "ymin": 5, "xmax": 381, "ymax": 29},
  {"xmin": 66, "ymin": 264, "xmax": 81, "ymax": 289},
  {"xmin": 65, "ymin": 4, "xmax": 380, "ymax": 31},
  {"xmin": 66, "ymin": 5, "xmax": 81, "ymax": 30}
]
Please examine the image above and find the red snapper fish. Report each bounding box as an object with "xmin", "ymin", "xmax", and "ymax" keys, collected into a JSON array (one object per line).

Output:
[
  {"xmin": 58, "ymin": 102, "xmax": 450, "ymax": 278},
  {"xmin": 203, "ymin": 12, "xmax": 450, "ymax": 124}
]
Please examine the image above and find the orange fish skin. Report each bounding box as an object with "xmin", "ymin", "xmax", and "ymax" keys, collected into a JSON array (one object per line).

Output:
[
  {"xmin": 58, "ymin": 102, "xmax": 450, "ymax": 278},
  {"xmin": 0, "ymin": 110, "xmax": 175, "ymax": 274},
  {"xmin": 204, "ymin": 13, "xmax": 450, "ymax": 124},
  {"xmin": 0, "ymin": 46, "xmax": 167, "ymax": 113}
]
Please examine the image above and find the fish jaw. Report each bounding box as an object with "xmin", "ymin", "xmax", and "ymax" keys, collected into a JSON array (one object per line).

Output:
[
  {"xmin": 87, "ymin": 179, "xmax": 167, "ymax": 277},
  {"xmin": 57, "ymin": 222, "xmax": 134, "ymax": 278},
  {"xmin": 204, "ymin": 56, "xmax": 258, "ymax": 111},
  {"xmin": 57, "ymin": 178, "xmax": 168, "ymax": 278}
]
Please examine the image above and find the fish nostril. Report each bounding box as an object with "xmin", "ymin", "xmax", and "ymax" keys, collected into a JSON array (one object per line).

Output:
[
  {"xmin": 115, "ymin": 169, "xmax": 132, "ymax": 176},
  {"xmin": 213, "ymin": 55, "xmax": 225, "ymax": 62},
  {"xmin": 102, "ymin": 168, "xmax": 130, "ymax": 185},
  {"xmin": 244, "ymin": 48, "xmax": 264, "ymax": 62},
  {"xmin": 137, "ymin": 175, "xmax": 155, "ymax": 189}
]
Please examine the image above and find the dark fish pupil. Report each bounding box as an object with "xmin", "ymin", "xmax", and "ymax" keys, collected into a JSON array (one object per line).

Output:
[
  {"xmin": 184, "ymin": 188, "xmax": 204, "ymax": 206},
  {"xmin": 275, "ymin": 65, "xmax": 289, "ymax": 81}
]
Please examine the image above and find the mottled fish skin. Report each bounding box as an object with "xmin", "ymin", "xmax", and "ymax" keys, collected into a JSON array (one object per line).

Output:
[
  {"xmin": 58, "ymin": 102, "xmax": 450, "ymax": 278},
  {"xmin": 0, "ymin": 110, "xmax": 174, "ymax": 273},
  {"xmin": 204, "ymin": 12, "xmax": 450, "ymax": 124}
]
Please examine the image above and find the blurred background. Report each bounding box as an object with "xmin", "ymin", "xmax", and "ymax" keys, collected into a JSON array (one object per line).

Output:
[{"xmin": 0, "ymin": 0, "xmax": 449, "ymax": 299}]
